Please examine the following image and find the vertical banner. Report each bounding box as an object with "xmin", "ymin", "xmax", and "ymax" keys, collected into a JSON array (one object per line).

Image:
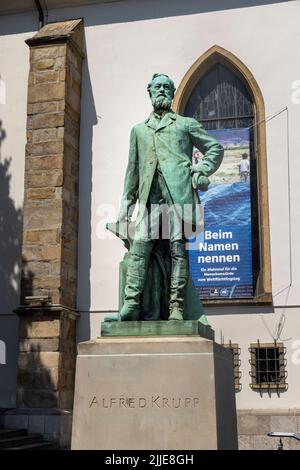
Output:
[{"xmin": 188, "ymin": 128, "xmax": 254, "ymax": 299}]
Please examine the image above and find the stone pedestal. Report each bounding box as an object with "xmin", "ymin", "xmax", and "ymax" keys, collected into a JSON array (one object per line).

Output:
[{"xmin": 71, "ymin": 330, "xmax": 238, "ymax": 450}]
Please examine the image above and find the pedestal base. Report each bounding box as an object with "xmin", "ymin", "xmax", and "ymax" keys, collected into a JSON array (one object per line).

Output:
[
  {"xmin": 101, "ymin": 320, "xmax": 214, "ymax": 340},
  {"xmin": 71, "ymin": 333, "xmax": 238, "ymax": 449}
]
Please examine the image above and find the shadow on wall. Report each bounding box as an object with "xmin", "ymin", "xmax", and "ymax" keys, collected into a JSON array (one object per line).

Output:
[
  {"xmin": 0, "ymin": 120, "xmax": 24, "ymax": 313},
  {"xmin": 7, "ymin": 338, "xmax": 74, "ymax": 443},
  {"xmin": 0, "ymin": 120, "xmax": 29, "ymax": 408},
  {"xmin": 17, "ymin": 342, "xmax": 55, "ymax": 408},
  {"xmin": 76, "ymin": 32, "xmax": 98, "ymax": 342},
  {"xmin": 47, "ymin": 0, "xmax": 291, "ymax": 28},
  {"xmin": 0, "ymin": 0, "xmax": 291, "ymax": 36}
]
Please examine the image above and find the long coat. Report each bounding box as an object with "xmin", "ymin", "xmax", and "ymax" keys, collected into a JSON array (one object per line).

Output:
[{"xmin": 119, "ymin": 110, "xmax": 224, "ymax": 233}]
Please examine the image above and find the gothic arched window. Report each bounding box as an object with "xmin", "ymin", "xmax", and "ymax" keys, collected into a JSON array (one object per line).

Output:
[
  {"xmin": 173, "ymin": 46, "xmax": 272, "ymax": 304},
  {"xmin": 185, "ymin": 63, "xmax": 254, "ymax": 130}
]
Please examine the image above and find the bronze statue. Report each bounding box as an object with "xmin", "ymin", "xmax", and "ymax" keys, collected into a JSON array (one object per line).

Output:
[{"xmin": 106, "ymin": 74, "xmax": 223, "ymax": 322}]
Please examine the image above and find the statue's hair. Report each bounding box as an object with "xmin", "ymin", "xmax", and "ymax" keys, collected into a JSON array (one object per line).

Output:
[{"xmin": 147, "ymin": 73, "xmax": 176, "ymax": 96}]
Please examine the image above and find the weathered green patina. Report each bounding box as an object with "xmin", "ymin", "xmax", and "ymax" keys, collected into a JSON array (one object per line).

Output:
[
  {"xmin": 101, "ymin": 320, "xmax": 215, "ymax": 341},
  {"xmin": 105, "ymin": 74, "xmax": 224, "ymax": 323}
]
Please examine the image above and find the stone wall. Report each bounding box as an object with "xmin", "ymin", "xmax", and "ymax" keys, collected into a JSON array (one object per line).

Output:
[
  {"xmin": 17, "ymin": 308, "xmax": 77, "ymax": 410},
  {"xmin": 22, "ymin": 20, "xmax": 84, "ymax": 308},
  {"xmin": 8, "ymin": 19, "xmax": 84, "ymax": 447},
  {"xmin": 238, "ymin": 410, "xmax": 300, "ymax": 450}
]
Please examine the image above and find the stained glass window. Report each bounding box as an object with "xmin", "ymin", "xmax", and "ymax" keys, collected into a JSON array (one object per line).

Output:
[{"xmin": 185, "ymin": 64, "xmax": 254, "ymax": 130}]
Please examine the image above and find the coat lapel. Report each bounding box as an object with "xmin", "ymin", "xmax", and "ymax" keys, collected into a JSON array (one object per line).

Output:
[
  {"xmin": 156, "ymin": 111, "xmax": 176, "ymax": 132},
  {"xmin": 145, "ymin": 114, "xmax": 157, "ymax": 130},
  {"xmin": 145, "ymin": 111, "xmax": 177, "ymax": 132}
]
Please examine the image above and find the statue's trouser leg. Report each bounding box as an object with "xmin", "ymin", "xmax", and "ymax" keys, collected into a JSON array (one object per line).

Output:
[
  {"xmin": 168, "ymin": 239, "xmax": 189, "ymax": 320},
  {"xmin": 120, "ymin": 240, "xmax": 154, "ymax": 320}
]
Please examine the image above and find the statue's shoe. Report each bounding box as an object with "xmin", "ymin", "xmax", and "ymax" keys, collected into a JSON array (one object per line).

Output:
[
  {"xmin": 104, "ymin": 308, "xmax": 139, "ymax": 322},
  {"xmin": 104, "ymin": 313, "xmax": 121, "ymax": 322},
  {"xmin": 168, "ymin": 308, "xmax": 183, "ymax": 321},
  {"xmin": 119, "ymin": 310, "xmax": 139, "ymax": 321}
]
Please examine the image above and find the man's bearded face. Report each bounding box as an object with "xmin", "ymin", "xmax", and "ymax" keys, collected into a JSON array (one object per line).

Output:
[{"xmin": 149, "ymin": 76, "xmax": 174, "ymax": 111}]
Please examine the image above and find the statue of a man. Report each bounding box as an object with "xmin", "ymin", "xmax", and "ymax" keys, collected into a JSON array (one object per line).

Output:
[{"xmin": 107, "ymin": 74, "xmax": 224, "ymax": 321}]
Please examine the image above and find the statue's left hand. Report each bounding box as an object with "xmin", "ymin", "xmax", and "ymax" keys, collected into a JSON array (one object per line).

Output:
[{"xmin": 191, "ymin": 173, "xmax": 210, "ymax": 191}]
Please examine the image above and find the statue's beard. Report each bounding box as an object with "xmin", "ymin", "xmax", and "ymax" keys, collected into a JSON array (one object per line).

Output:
[{"xmin": 152, "ymin": 95, "xmax": 172, "ymax": 113}]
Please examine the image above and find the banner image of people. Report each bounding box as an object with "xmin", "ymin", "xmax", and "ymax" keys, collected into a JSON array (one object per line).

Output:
[{"xmin": 188, "ymin": 128, "xmax": 254, "ymax": 299}]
